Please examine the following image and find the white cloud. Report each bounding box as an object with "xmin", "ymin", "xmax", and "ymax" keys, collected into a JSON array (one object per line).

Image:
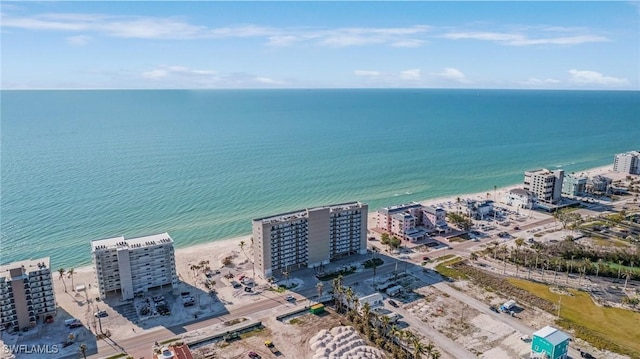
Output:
[
  {"xmin": 391, "ymin": 39, "xmax": 424, "ymax": 48},
  {"xmin": 522, "ymin": 77, "xmax": 561, "ymax": 85},
  {"xmin": 568, "ymin": 69, "xmax": 628, "ymax": 85},
  {"xmin": 1, "ymin": 12, "xmax": 430, "ymax": 48},
  {"xmin": 441, "ymin": 31, "xmax": 608, "ymax": 46},
  {"xmin": 142, "ymin": 69, "xmax": 169, "ymax": 79},
  {"xmin": 255, "ymin": 77, "xmax": 285, "ymax": 85},
  {"xmin": 142, "ymin": 65, "xmax": 216, "ymax": 80},
  {"xmin": 400, "ymin": 69, "xmax": 421, "ymax": 80},
  {"xmin": 432, "ymin": 68, "xmax": 470, "ymax": 83},
  {"xmin": 354, "ymin": 70, "xmax": 381, "ymax": 77},
  {"xmin": 66, "ymin": 35, "xmax": 91, "ymax": 46}
]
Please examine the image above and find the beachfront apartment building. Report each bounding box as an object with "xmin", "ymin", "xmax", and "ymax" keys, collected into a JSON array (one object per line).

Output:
[
  {"xmin": 92, "ymin": 233, "xmax": 178, "ymax": 300},
  {"xmin": 376, "ymin": 202, "xmax": 449, "ymax": 242},
  {"xmin": 524, "ymin": 169, "xmax": 564, "ymax": 204},
  {"xmin": 613, "ymin": 151, "xmax": 640, "ymax": 174},
  {"xmin": 0, "ymin": 258, "xmax": 57, "ymax": 331},
  {"xmin": 561, "ymin": 174, "xmax": 588, "ymax": 197},
  {"xmin": 252, "ymin": 202, "xmax": 368, "ymax": 278}
]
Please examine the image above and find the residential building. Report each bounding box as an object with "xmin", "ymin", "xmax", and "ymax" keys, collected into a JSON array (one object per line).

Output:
[
  {"xmin": 0, "ymin": 258, "xmax": 56, "ymax": 331},
  {"xmin": 531, "ymin": 325, "xmax": 570, "ymax": 359},
  {"xmin": 92, "ymin": 233, "xmax": 178, "ymax": 300},
  {"xmin": 504, "ymin": 188, "xmax": 536, "ymax": 209},
  {"xmin": 376, "ymin": 202, "xmax": 449, "ymax": 241},
  {"xmin": 562, "ymin": 174, "xmax": 587, "ymax": 197},
  {"xmin": 586, "ymin": 175, "xmax": 612, "ymax": 195},
  {"xmin": 252, "ymin": 202, "xmax": 368, "ymax": 279},
  {"xmin": 524, "ymin": 169, "xmax": 564, "ymax": 204},
  {"xmin": 613, "ymin": 151, "xmax": 640, "ymax": 174}
]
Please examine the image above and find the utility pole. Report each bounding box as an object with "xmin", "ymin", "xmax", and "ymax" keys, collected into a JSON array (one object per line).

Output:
[{"xmin": 557, "ymin": 296, "xmax": 562, "ymax": 320}]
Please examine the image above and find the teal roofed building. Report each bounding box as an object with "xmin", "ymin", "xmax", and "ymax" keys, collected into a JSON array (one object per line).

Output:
[{"xmin": 531, "ymin": 326, "xmax": 570, "ymax": 359}]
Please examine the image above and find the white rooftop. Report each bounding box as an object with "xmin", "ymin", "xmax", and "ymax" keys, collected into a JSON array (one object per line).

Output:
[
  {"xmin": 533, "ymin": 325, "xmax": 570, "ymax": 346},
  {"xmin": 91, "ymin": 232, "xmax": 173, "ymax": 251},
  {"xmin": 0, "ymin": 257, "xmax": 51, "ymax": 279}
]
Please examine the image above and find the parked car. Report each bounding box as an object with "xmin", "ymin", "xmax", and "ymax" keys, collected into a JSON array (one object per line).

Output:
[
  {"xmin": 248, "ymin": 351, "xmax": 261, "ymax": 359},
  {"xmin": 94, "ymin": 310, "xmax": 108, "ymax": 318},
  {"xmin": 581, "ymin": 352, "xmax": 596, "ymax": 359},
  {"xmin": 422, "ymin": 256, "xmax": 430, "ymax": 261},
  {"xmin": 285, "ymin": 295, "xmax": 295, "ymax": 301},
  {"xmin": 513, "ymin": 226, "xmax": 520, "ymax": 230},
  {"xmin": 388, "ymin": 299, "xmax": 398, "ymax": 308}
]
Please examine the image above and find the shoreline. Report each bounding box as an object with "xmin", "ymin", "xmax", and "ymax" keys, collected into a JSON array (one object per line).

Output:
[{"xmin": 67, "ymin": 164, "xmax": 620, "ymax": 274}]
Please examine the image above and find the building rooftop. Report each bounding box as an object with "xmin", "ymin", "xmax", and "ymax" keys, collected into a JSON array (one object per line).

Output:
[
  {"xmin": 0, "ymin": 257, "xmax": 51, "ymax": 279},
  {"xmin": 254, "ymin": 202, "xmax": 366, "ymax": 224},
  {"xmin": 377, "ymin": 202, "xmax": 423, "ymax": 215},
  {"xmin": 91, "ymin": 233, "xmax": 173, "ymax": 252},
  {"xmin": 533, "ymin": 325, "xmax": 570, "ymax": 346},
  {"xmin": 509, "ymin": 188, "xmax": 534, "ymax": 196}
]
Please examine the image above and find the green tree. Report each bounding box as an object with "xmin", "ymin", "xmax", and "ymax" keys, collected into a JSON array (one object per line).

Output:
[
  {"xmin": 67, "ymin": 268, "xmax": 75, "ymax": 291},
  {"xmin": 57, "ymin": 268, "xmax": 67, "ymax": 292},
  {"xmin": 411, "ymin": 336, "xmax": 427, "ymax": 359},
  {"xmin": 79, "ymin": 343, "xmax": 88, "ymax": 359},
  {"xmin": 390, "ymin": 236, "xmax": 402, "ymax": 251}
]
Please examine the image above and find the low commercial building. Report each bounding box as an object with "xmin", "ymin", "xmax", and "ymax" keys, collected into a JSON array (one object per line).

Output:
[
  {"xmin": 92, "ymin": 233, "xmax": 179, "ymax": 300},
  {"xmin": 376, "ymin": 202, "xmax": 449, "ymax": 241},
  {"xmin": 531, "ymin": 326, "xmax": 570, "ymax": 359},
  {"xmin": 252, "ymin": 202, "xmax": 368, "ymax": 279},
  {"xmin": 524, "ymin": 169, "xmax": 564, "ymax": 204},
  {"xmin": 504, "ymin": 188, "xmax": 536, "ymax": 209},
  {"xmin": 0, "ymin": 258, "xmax": 57, "ymax": 331},
  {"xmin": 613, "ymin": 151, "xmax": 640, "ymax": 174}
]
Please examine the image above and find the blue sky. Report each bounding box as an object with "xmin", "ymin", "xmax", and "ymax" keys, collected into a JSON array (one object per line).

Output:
[{"xmin": 1, "ymin": 1, "xmax": 638, "ymax": 90}]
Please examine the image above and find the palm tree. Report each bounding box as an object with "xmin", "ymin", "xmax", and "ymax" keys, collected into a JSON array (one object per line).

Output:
[
  {"xmin": 282, "ymin": 269, "xmax": 290, "ymax": 288},
  {"xmin": 361, "ymin": 302, "xmax": 372, "ymax": 335},
  {"xmin": 411, "ymin": 336, "xmax": 427, "ymax": 359},
  {"xmin": 316, "ymin": 282, "xmax": 324, "ymax": 298},
  {"xmin": 57, "ymin": 268, "xmax": 67, "ymax": 292},
  {"xmin": 431, "ymin": 349, "xmax": 442, "ymax": 359},
  {"xmin": 345, "ymin": 287, "xmax": 355, "ymax": 312},
  {"xmin": 380, "ymin": 314, "xmax": 391, "ymax": 337},
  {"xmin": 332, "ymin": 275, "xmax": 344, "ymax": 312},
  {"xmin": 67, "ymin": 268, "xmax": 75, "ymax": 291},
  {"xmin": 424, "ymin": 342, "xmax": 435, "ymax": 359},
  {"xmin": 79, "ymin": 343, "xmax": 88, "ymax": 359}
]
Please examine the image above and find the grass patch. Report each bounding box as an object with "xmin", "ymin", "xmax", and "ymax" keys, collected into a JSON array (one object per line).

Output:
[
  {"xmin": 435, "ymin": 254, "xmax": 456, "ymax": 262},
  {"xmin": 590, "ymin": 237, "xmax": 630, "ymax": 248},
  {"xmin": 448, "ymin": 236, "xmax": 466, "ymax": 242},
  {"xmin": 435, "ymin": 257, "xmax": 468, "ymax": 280},
  {"xmin": 508, "ymin": 279, "xmax": 640, "ymax": 357},
  {"xmin": 240, "ymin": 326, "xmax": 266, "ymax": 339},
  {"xmin": 158, "ymin": 337, "xmax": 179, "ymax": 345},
  {"xmin": 224, "ymin": 317, "xmax": 247, "ymax": 326},
  {"xmin": 289, "ymin": 318, "xmax": 304, "ymax": 325},
  {"xmin": 606, "ymin": 262, "xmax": 640, "ymax": 275},
  {"xmin": 318, "ymin": 267, "xmax": 357, "ymax": 281},
  {"xmin": 363, "ymin": 258, "xmax": 384, "ymax": 268},
  {"xmin": 104, "ymin": 354, "xmax": 127, "ymax": 359}
]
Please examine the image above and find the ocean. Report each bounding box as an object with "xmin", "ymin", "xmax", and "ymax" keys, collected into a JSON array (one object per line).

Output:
[{"xmin": 1, "ymin": 89, "xmax": 638, "ymax": 269}]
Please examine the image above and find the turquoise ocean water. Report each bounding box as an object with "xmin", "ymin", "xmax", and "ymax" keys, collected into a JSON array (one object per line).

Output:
[{"xmin": 1, "ymin": 89, "xmax": 639, "ymax": 269}]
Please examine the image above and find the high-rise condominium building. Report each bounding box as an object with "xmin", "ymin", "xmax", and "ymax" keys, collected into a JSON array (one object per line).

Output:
[
  {"xmin": 0, "ymin": 258, "xmax": 56, "ymax": 331},
  {"xmin": 613, "ymin": 151, "xmax": 640, "ymax": 174},
  {"xmin": 252, "ymin": 202, "xmax": 368, "ymax": 278},
  {"xmin": 92, "ymin": 233, "xmax": 178, "ymax": 300},
  {"xmin": 524, "ymin": 169, "xmax": 564, "ymax": 204}
]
